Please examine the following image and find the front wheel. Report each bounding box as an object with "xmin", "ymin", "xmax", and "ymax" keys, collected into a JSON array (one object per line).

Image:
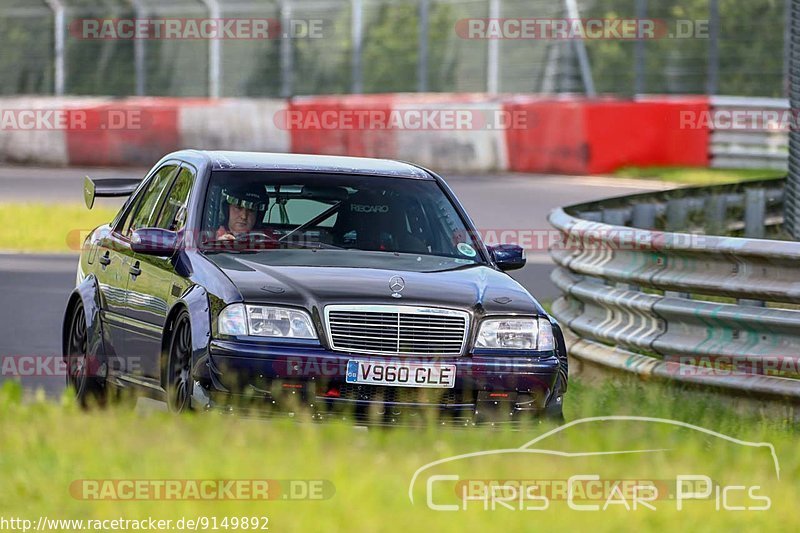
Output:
[
  {"xmin": 542, "ymin": 397, "xmax": 564, "ymax": 422},
  {"xmin": 541, "ymin": 373, "xmax": 566, "ymax": 422},
  {"xmin": 166, "ymin": 311, "xmax": 194, "ymax": 413},
  {"xmin": 66, "ymin": 303, "xmax": 105, "ymax": 408}
]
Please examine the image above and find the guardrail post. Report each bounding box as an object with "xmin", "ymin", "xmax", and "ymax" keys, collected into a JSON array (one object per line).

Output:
[
  {"xmin": 664, "ymin": 199, "xmax": 690, "ymax": 298},
  {"xmin": 665, "ymin": 198, "xmax": 688, "ymax": 232},
  {"xmin": 629, "ymin": 203, "xmax": 657, "ymax": 291},
  {"xmin": 602, "ymin": 209, "xmax": 628, "ymax": 287},
  {"xmin": 602, "ymin": 209, "xmax": 627, "ymax": 227},
  {"xmin": 740, "ymin": 188, "xmax": 767, "ymax": 307},
  {"xmin": 705, "ymin": 194, "xmax": 727, "ymax": 235},
  {"xmin": 744, "ymin": 188, "xmax": 766, "ymax": 239},
  {"xmin": 632, "ymin": 203, "xmax": 657, "ymax": 229}
]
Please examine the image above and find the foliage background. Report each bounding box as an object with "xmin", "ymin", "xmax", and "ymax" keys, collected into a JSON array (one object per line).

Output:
[{"xmin": 0, "ymin": 0, "xmax": 787, "ymax": 98}]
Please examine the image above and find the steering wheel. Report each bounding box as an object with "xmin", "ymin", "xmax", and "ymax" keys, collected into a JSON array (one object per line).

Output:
[{"xmin": 232, "ymin": 231, "xmax": 280, "ymax": 249}]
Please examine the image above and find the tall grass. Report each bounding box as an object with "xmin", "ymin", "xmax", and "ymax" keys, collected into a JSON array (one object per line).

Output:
[{"xmin": 0, "ymin": 378, "xmax": 796, "ymax": 532}]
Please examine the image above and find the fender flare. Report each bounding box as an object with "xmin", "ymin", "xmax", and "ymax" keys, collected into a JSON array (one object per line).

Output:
[
  {"xmin": 160, "ymin": 285, "xmax": 211, "ymax": 388},
  {"xmin": 62, "ymin": 274, "xmax": 106, "ymax": 369},
  {"xmin": 549, "ymin": 318, "xmax": 569, "ymax": 395}
]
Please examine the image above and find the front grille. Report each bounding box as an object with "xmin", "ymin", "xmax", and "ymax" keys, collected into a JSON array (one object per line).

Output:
[{"xmin": 325, "ymin": 305, "xmax": 469, "ymax": 356}]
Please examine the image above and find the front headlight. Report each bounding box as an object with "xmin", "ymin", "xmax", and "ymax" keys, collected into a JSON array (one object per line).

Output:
[
  {"xmin": 218, "ymin": 303, "xmax": 317, "ymax": 339},
  {"xmin": 475, "ymin": 317, "xmax": 555, "ymax": 351}
]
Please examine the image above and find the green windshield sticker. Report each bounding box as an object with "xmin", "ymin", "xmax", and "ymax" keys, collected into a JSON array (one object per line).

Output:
[{"xmin": 457, "ymin": 242, "xmax": 477, "ymax": 257}]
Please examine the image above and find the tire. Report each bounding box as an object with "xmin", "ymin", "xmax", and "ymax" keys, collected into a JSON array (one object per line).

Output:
[
  {"xmin": 541, "ymin": 372, "xmax": 567, "ymax": 423},
  {"xmin": 66, "ymin": 303, "xmax": 106, "ymax": 408},
  {"xmin": 542, "ymin": 398, "xmax": 564, "ymax": 422},
  {"xmin": 166, "ymin": 311, "xmax": 194, "ymax": 413}
]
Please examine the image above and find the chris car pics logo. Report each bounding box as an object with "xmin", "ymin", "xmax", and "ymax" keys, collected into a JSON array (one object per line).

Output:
[{"xmin": 409, "ymin": 416, "xmax": 779, "ymax": 512}]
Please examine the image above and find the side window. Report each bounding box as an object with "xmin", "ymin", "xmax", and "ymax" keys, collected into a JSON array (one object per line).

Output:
[
  {"xmin": 116, "ymin": 191, "xmax": 144, "ymax": 237},
  {"xmin": 155, "ymin": 168, "xmax": 194, "ymax": 231},
  {"xmin": 124, "ymin": 165, "xmax": 179, "ymax": 237}
]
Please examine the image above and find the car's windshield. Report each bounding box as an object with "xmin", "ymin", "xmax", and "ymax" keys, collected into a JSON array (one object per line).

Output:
[{"xmin": 201, "ymin": 171, "xmax": 484, "ymax": 265}]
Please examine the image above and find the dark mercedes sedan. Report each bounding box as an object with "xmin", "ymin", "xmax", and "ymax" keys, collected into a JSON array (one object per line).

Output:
[{"xmin": 63, "ymin": 150, "xmax": 568, "ymax": 424}]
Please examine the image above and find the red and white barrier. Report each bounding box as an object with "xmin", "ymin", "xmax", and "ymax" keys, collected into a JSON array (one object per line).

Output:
[
  {"xmin": 393, "ymin": 96, "xmax": 509, "ymax": 172},
  {"xmin": 0, "ymin": 97, "xmax": 109, "ymax": 166},
  {"xmin": 0, "ymin": 93, "xmax": 712, "ymax": 173},
  {"xmin": 66, "ymin": 98, "xmax": 181, "ymax": 167},
  {"xmin": 179, "ymin": 98, "xmax": 290, "ymax": 154},
  {"xmin": 504, "ymin": 95, "xmax": 709, "ymax": 174}
]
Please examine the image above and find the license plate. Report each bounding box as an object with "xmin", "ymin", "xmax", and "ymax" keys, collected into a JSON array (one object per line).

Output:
[{"xmin": 345, "ymin": 360, "xmax": 456, "ymax": 388}]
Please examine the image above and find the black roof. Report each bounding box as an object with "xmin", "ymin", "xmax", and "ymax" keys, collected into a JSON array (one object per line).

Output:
[{"xmin": 170, "ymin": 150, "xmax": 433, "ymax": 179}]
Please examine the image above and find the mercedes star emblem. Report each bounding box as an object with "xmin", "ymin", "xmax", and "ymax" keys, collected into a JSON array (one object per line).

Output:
[{"xmin": 389, "ymin": 276, "xmax": 405, "ymax": 298}]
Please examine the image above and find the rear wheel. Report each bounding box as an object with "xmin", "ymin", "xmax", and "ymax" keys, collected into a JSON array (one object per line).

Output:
[
  {"xmin": 66, "ymin": 303, "xmax": 105, "ymax": 407},
  {"xmin": 166, "ymin": 311, "xmax": 194, "ymax": 413}
]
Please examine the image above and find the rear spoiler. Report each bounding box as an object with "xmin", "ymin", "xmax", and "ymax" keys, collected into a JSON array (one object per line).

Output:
[{"xmin": 83, "ymin": 176, "xmax": 142, "ymax": 209}]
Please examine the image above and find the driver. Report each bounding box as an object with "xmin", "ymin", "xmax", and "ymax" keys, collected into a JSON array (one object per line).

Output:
[{"xmin": 216, "ymin": 183, "xmax": 270, "ymax": 240}]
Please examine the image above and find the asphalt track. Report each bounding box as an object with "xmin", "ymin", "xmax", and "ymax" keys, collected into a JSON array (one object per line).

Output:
[{"xmin": 0, "ymin": 165, "xmax": 671, "ymax": 396}]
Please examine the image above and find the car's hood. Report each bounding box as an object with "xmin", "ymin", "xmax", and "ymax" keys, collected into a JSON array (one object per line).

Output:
[{"xmin": 206, "ymin": 251, "xmax": 543, "ymax": 317}]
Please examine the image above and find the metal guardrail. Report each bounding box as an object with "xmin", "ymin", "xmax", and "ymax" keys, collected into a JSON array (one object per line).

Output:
[
  {"xmin": 710, "ymin": 96, "xmax": 789, "ymax": 171},
  {"xmin": 548, "ymin": 177, "xmax": 800, "ymax": 401}
]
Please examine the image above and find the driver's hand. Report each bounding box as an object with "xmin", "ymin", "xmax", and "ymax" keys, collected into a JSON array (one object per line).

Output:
[{"xmin": 218, "ymin": 233, "xmax": 235, "ymax": 241}]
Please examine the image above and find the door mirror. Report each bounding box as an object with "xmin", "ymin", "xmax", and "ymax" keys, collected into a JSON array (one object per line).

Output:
[
  {"xmin": 131, "ymin": 228, "xmax": 179, "ymax": 256},
  {"xmin": 489, "ymin": 244, "xmax": 526, "ymax": 271}
]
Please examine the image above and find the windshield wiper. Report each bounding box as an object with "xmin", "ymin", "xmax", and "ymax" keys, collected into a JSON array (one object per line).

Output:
[{"xmin": 280, "ymin": 241, "xmax": 344, "ymax": 250}]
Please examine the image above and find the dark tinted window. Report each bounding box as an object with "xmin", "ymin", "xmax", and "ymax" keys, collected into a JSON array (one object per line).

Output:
[
  {"xmin": 203, "ymin": 171, "xmax": 483, "ymax": 264},
  {"xmin": 122, "ymin": 165, "xmax": 179, "ymax": 237},
  {"xmin": 156, "ymin": 168, "xmax": 194, "ymax": 231}
]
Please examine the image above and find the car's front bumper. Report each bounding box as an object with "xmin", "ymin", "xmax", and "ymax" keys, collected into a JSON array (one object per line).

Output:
[{"xmin": 194, "ymin": 339, "xmax": 562, "ymax": 424}]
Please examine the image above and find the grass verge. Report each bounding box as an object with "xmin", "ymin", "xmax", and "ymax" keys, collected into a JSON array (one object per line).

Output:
[
  {"xmin": 0, "ymin": 379, "xmax": 796, "ymax": 532},
  {"xmin": 0, "ymin": 203, "xmax": 117, "ymax": 253},
  {"xmin": 614, "ymin": 166, "xmax": 784, "ymax": 186}
]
